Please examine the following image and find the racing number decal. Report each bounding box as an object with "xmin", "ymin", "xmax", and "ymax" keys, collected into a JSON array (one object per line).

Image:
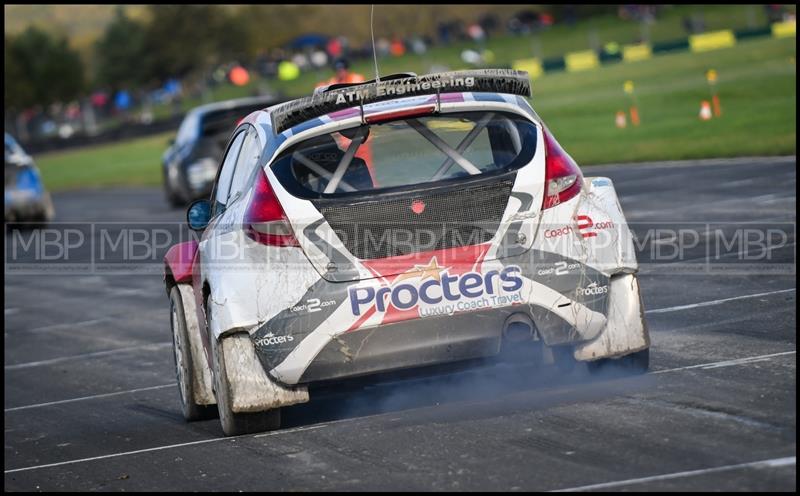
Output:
[
  {"xmin": 576, "ymin": 215, "xmax": 596, "ymax": 238},
  {"xmin": 289, "ymin": 298, "xmax": 336, "ymax": 314},
  {"xmin": 307, "ymin": 298, "xmax": 321, "ymax": 313}
]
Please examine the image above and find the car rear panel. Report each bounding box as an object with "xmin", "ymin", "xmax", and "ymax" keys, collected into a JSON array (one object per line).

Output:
[
  {"xmin": 312, "ymin": 172, "xmax": 516, "ymax": 261},
  {"xmin": 246, "ymin": 95, "xmax": 640, "ymax": 385}
]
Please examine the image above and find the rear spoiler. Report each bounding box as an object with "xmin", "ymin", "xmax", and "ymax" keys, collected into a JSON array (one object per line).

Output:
[{"xmin": 270, "ymin": 69, "xmax": 531, "ymax": 134}]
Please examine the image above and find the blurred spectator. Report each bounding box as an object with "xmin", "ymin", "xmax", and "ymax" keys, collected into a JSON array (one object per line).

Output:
[
  {"xmin": 461, "ymin": 49, "xmax": 482, "ymax": 65},
  {"xmin": 437, "ymin": 19, "xmax": 466, "ymax": 43},
  {"xmin": 467, "ymin": 23, "xmax": 486, "ymax": 43},
  {"xmin": 682, "ymin": 14, "xmax": 706, "ymax": 35},
  {"xmin": 65, "ymin": 101, "xmax": 81, "ymax": 121},
  {"xmin": 507, "ymin": 10, "xmax": 550, "ymax": 35},
  {"xmin": 310, "ymin": 50, "xmax": 329, "ymax": 69},
  {"xmin": 255, "ymin": 53, "xmax": 279, "ymax": 79},
  {"xmin": 291, "ymin": 52, "xmax": 310, "ymax": 70},
  {"xmin": 619, "ymin": 5, "xmax": 658, "ymax": 22},
  {"xmin": 326, "ymin": 37, "xmax": 343, "ymax": 58},
  {"xmin": 389, "ymin": 36, "xmax": 406, "ymax": 57},
  {"xmin": 91, "ymin": 91, "xmax": 109, "ymax": 108},
  {"xmin": 163, "ymin": 79, "xmax": 183, "ymax": 117},
  {"xmin": 228, "ymin": 66, "xmax": 250, "ymax": 86},
  {"xmin": 376, "ymin": 37, "xmax": 391, "ymax": 57},
  {"xmin": 316, "ymin": 58, "xmax": 365, "ymax": 87},
  {"xmin": 452, "ymin": 20, "xmax": 467, "ymax": 41},
  {"xmin": 277, "ymin": 60, "xmax": 300, "ymax": 81},
  {"xmin": 765, "ymin": 5, "xmax": 788, "ymax": 23},
  {"xmin": 114, "ymin": 90, "xmax": 132, "ymax": 112},
  {"xmin": 437, "ymin": 21, "xmax": 451, "ymax": 44},
  {"xmin": 211, "ymin": 66, "xmax": 227, "ymax": 85},
  {"xmin": 564, "ymin": 5, "xmax": 578, "ymax": 26},
  {"xmin": 164, "ymin": 79, "xmax": 182, "ymax": 98},
  {"xmin": 764, "ymin": 5, "xmax": 781, "ymax": 23},
  {"xmin": 478, "ymin": 13, "xmax": 499, "ymax": 37},
  {"xmin": 409, "ymin": 36, "xmax": 427, "ymax": 55}
]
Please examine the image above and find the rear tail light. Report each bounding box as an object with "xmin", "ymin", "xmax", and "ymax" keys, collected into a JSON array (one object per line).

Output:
[
  {"xmin": 244, "ymin": 170, "xmax": 299, "ymax": 247},
  {"xmin": 541, "ymin": 126, "xmax": 583, "ymax": 210}
]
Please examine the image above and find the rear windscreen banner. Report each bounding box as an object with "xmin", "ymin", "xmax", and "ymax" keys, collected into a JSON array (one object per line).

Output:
[{"xmin": 270, "ymin": 69, "xmax": 532, "ymax": 133}]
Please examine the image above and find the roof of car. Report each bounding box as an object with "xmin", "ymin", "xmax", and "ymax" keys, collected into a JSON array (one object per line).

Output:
[{"xmin": 190, "ymin": 94, "xmax": 282, "ymax": 116}]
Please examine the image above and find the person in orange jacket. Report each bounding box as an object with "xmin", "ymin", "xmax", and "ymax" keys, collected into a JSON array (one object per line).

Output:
[
  {"xmin": 316, "ymin": 59, "xmax": 377, "ymax": 186},
  {"xmin": 317, "ymin": 58, "xmax": 366, "ymax": 87}
]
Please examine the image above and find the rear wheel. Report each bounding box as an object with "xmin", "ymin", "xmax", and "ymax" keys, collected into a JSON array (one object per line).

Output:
[
  {"xmin": 586, "ymin": 348, "xmax": 649, "ymax": 376},
  {"xmin": 170, "ymin": 286, "xmax": 216, "ymax": 421},
  {"xmin": 208, "ymin": 307, "xmax": 280, "ymax": 436},
  {"xmin": 163, "ymin": 169, "xmax": 185, "ymax": 208}
]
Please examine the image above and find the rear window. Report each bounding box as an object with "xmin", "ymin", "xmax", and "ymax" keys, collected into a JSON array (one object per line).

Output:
[
  {"xmin": 271, "ymin": 110, "xmax": 537, "ymax": 198},
  {"xmin": 201, "ymin": 107, "xmax": 258, "ymax": 138}
]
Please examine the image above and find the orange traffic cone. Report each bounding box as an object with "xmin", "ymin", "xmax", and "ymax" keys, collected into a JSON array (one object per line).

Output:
[
  {"xmin": 629, "ymin": 106, "xmax": 640, "ymax": 126},
  {"xmin": 699, "ymin": 100, "xmax": 712, "ymax": 121},
  {"xmin": 615, "ymin": 111, "xmax": 627, "ymax": 128}
]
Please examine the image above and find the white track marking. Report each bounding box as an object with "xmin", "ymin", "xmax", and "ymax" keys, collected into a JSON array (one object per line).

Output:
[
  {"xmin": 22, "ymin": 318, "xmax": 111, "ymax": 334},
  {"xmin": 253, "ymin": 424, "xmax": 327, "ymax": 438},
  {"xmin": 652, "ymin": 351, "xmax": 796, "ymax": 375},
  {"xmin": 3, "ymin": 424, "xmax": 329, "ymax": 474},
  {"xmin": 4, "ymin": 350, "xmax": 794, "ymax": 471},
  {"xmin": 4, "ymin": 342, "xmax": 171, "ymax": 371},
  {"xmin": 5, "ymin": 351, "xmax": 794, "ymax": 412},
  {"xmin": 4, "ymin": 384, "xmax": 175, "ymax": 412},
  {"xmin": 587, "ymin": 155, "xmax": 795, "ymax": 173},
  {"xmin": 645, "ymin": 288, "xmax": 795, "ymax": 314},
  {"xmin": 551, "ymin": 456, "xmax": 796, "ymax": 492}
]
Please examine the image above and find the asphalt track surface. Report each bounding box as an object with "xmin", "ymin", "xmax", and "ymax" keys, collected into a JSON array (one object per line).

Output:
[{"xmin": 4, "ymin": 156, "xmax": 796, "ymax": 491}]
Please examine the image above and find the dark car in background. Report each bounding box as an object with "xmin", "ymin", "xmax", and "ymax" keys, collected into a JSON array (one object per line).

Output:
[
  {"xmin": 162, "ymin": 95, "xmax": 283, "ymax": 206},
  {"xmin": 4, "ymin": 133, "xmax": 54, "ymax": 226}
]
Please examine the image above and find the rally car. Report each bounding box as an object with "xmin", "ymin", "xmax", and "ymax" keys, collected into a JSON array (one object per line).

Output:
[
  {"xmin": 162, "ymin": 95, "xmax": 283, "ymax": 207},
  {"xmin": 5, "ymin": 133, "xmax": 54, "ymax": 226},
  {"xmin": 164, "ymin": 69, "xmax": 650, "ymax": 436}
]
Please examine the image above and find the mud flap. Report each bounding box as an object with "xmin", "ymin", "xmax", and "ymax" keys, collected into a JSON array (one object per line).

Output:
[
  {"xmin": 573, "ymin": 273, "xmax": 649, "ymax": 361},
  {"xmin": 220, "ymin": 333, "xmax": 309, "ymax": 413},
  {"xmin": 175, "ymin": 284, "xmax": 215, "ymax": 405}
]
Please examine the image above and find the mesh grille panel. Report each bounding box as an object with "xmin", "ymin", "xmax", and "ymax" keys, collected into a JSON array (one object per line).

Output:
[{"xmin": 318, "ymin": 179, "xmax": 514, "ymax": 260}]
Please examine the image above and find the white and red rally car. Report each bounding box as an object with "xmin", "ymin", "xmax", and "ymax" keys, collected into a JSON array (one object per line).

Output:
[{"xmin": 164, "ymin": 70, "xmax": 650, "ymax": 436}]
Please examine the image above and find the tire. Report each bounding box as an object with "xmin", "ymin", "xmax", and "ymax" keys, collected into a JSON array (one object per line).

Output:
[
  {"xmin": 170, "ymin": 286, "xmax": 217, "ymax": 421},
  {"xmin": 208, "ymin": 307, "xmax": 281, "ymax": 436},
  {"xmin": 163, "ymin": 169, "xmax": 185, "ymax": 208},
  {"xmin": 586, "ymin": 348, "xmax": 649, "ymax": 376}
]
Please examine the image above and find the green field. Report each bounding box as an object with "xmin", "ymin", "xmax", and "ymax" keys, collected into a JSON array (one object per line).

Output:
[
  {"xmin": 153, "ymin": 5, "xmax": 787, "ymax": 112},
  {"xmin": 36, "ymin": 131, "xmax": 173, "ymax": 191},
  {"xmin": 36, "ymin": 36, "xmax": 796, "ymax": 191}
]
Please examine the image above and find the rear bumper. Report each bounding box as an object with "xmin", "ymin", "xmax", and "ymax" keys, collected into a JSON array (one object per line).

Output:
[
  {"xmin": 252, "ymin": 266, "xmax": 648, "ymax": 386},
  {"xmin": 296, "ymin": 307, "xmax": 513, "ymax": 383}
]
